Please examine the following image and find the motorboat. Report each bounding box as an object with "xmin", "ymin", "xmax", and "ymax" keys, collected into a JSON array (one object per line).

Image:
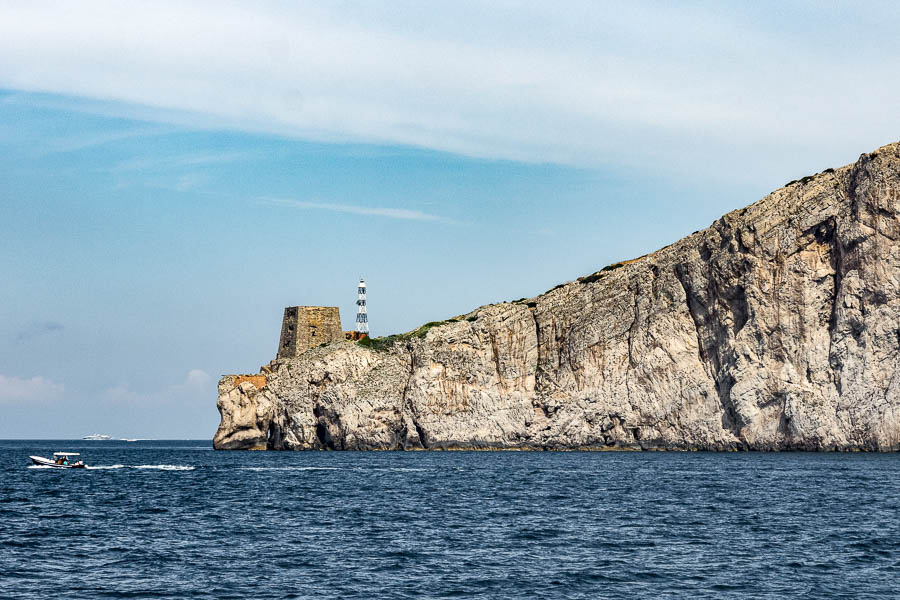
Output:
[
  {"xmin": 29, "ymin": 452, "xmax": 87, "ymax": 469},
  {"xmin": 82, "ymin": 434, "xmax": 112, "ymax": 440}
]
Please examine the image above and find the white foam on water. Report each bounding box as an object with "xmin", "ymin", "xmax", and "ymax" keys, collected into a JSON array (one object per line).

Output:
[
  {"xmin": 238, "ymin": 466, "xmax": 340, "ymax": 471},
  {"xmin": 237, "ymin": 466, "xmax": 430, "ymax": 472},
  {"xmin": 131, "ymin": 465, "xmax": 195, "ymax": 471},
  {"xmin": 85, "ymin": 465, "xmax": 126, "ymax": 470},
  {"xmin": 365, "ymin": 467, "xmax": 430, "ymax": 472}
]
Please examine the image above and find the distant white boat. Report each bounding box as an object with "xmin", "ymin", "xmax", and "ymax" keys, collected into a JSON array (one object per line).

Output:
[{"xmin": 82, "ymin": 434, "xmax": 113, "ymax": 440}]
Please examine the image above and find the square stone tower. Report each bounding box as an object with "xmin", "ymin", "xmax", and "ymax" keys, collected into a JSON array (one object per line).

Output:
[{"xmin": 277, "ymin": 306, "xmax": 343, "ymax": 359}]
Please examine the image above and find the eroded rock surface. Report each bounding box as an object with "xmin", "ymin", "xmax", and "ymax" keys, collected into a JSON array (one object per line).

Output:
[
  {"xmin": 213, "ymin": 377, "xmax": 279, "ymax": 450},
  {"xmin": 214, "ymin": 142, "xmax": 900, "ymax": 451}
]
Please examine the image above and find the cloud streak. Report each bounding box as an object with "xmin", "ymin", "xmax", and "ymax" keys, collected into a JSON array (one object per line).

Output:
[
  {"xmin": 0, "ymin": 374, "xmax": 64, "ymax": 403},
  {"xmin": 263, "ymin": 197, "xmax": 449, "ymax": 222},
  {"xmin": 109, "ymin": 151, "xmax": 251, "ymax": 173},
  {"xmin": 103, "ymin": 369, "xmax": 212, "ymax": 405},
  {"xmin": 0, "ymin": 2, "xmax": 898, "ymax": 182}
]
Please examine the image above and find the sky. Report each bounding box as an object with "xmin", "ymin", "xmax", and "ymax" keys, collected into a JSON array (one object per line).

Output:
[{"xmin": 1, "ymin": 1, "xmax": 898, "ymax": 439}]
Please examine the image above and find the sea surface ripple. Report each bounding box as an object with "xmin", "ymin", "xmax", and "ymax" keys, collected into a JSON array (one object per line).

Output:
[{"xmin": 1, "ymin": 441, "xmax": 899, "ymax": 599}]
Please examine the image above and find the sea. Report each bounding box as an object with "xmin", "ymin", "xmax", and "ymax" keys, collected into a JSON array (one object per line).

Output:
[{"xmin": 1, "ymin": 440, "xmax": 898, "ymax": 599}]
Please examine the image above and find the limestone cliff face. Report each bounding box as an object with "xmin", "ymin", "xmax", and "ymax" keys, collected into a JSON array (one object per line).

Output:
[
  {"xmin": 215, "ymin": 142, "xmax": 900, "ymax": 451},
  {"xmin": 213, "ymin": 376, "xmax": 278, "ymax": 450}
]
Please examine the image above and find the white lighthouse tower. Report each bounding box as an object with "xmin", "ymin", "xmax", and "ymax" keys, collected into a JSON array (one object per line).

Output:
[{"xmin": 356, "ymin": 278, "xmax": 368, "ymax": 334}]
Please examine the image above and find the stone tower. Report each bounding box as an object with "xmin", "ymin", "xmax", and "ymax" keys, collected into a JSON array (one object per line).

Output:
[{"xmin": 277, "ymin": 306, "xmax": 343, "ymax": 359}]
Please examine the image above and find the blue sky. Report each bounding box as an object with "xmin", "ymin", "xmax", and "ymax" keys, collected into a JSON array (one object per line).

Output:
[{"xmin": 1, "ymin": 1, "xmax": 898, "ymax": 438}]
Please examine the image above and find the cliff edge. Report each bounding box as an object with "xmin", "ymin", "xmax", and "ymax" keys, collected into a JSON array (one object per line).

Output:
[{"xmin": 214, "ymin": 142, "xmax": 900, "ymax": 451}]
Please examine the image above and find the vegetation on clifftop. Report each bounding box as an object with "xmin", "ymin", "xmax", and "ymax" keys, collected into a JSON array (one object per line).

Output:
[{"xmin": 358, "ymin": 318, "xmax": 461, "ymax": 351}]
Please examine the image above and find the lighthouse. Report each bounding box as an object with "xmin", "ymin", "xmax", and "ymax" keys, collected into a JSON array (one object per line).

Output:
[{"xmin": 356, "ymin": 278, "xmax": 369, "ymax": 334}]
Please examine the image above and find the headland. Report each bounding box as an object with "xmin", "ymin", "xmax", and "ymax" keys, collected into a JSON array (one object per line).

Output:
[{"xmin": 215, "ymin": 142, "xmax": 900, "ymax": 451}]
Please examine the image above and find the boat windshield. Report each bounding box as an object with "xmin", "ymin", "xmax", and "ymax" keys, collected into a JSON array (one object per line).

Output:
[{"xmin": 52, "ymin": 452, "xmax": 81, "ymax": 465}]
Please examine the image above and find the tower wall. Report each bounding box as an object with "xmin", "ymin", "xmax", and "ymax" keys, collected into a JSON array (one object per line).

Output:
[{"xmin": 277, "ymin": 306, "xmax": 343, "ymax": 359}]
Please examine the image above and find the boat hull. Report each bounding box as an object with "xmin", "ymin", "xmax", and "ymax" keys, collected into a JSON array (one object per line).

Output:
[{"xmin": 29, "ymin": 456, "xmax": 86, "ymax": 469}]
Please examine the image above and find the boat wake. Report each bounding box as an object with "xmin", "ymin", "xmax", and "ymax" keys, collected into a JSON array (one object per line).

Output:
[
  {"xmin": 30, "ymin": 464, "xmax": 194, "ymax": 471},
  {"xmin": 238, "ymin": 466, "xmax": 340, "ymax": 471},
  {"xmin": 131, "ymin": 465, "xmax": 195, "ymax": 471},
  {"xmin": 236, "ymin": 466, "xmax": 430, "ymax": 472}
]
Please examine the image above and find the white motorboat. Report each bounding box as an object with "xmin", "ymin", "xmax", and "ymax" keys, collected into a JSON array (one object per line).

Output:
[
  {"xmin": 29, "ymin": 452, "xmax": 87, "ymax": 469},
  {"xmin": 82, "ymin": 434, "xmax": 112, "ymax": 440}
]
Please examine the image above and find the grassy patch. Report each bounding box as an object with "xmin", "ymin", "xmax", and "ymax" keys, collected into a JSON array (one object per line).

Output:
[
  {"xmin": 544, "ymin": 282, "xmax": 567, "ymax": 295},
  {"xmin": 577, "ymin": 272, "xmax": 605, "ymax": 284},
  {"xmin": 787, "ymin": 173, "xmax": 818, "ymax": 187},
  {"xmin": 411, "ymin": 320, "xmax": 454, "ymax": 338},
  {"xmin": 358, "ymin": 334, "xmax": 401, "ymax": 351},
  {"xmin": 357, "ymin": 319, "xmax": 460, "ymax": 352},
  {"xmin": 577, "ymin": 262, "xmax": 624, "ymax": 285}
]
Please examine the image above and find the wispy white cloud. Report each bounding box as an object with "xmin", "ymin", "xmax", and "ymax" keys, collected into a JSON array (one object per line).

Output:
[
  {"xmin": 185, "ymin": 369, "xmax": 211, "ymax": 387},
  {"xmin": 103, "ymin": 383, "xmax": 140, "ymax": 404},
  {"xmin": 0, "ymin": 94, "xmax": 176, "ymax": 154},
  {"xmin": 0, "ymin": 2, "xmax": 898, "ymax": 182},
  {"xmin": 103, "ymin": 369, "xmax": 212, "ymax": 405},
  {"xmin": 263, "ymin": 197, "xmax": 449, "ymax": 222},
  {"xmin": 0, "ymin": 125, "xmax": 172, "ymax": 158},
  {"xmin": 0, "ymin": 374, "xmax": 64, "ymax": 403},
  {"xmin": 42, "ymin": 126, "xmax": 173, "ymax": 155},
  {"xmin": 110, "ymin": 151, "xmax": 251, "ymax": 172},
  {"xmin": 169, "ymin": 173, "xmax": 211, "ymax": 192},
  {"xmin": 102, "ymin": 151, "xmax": 248, "ymax": 193}
]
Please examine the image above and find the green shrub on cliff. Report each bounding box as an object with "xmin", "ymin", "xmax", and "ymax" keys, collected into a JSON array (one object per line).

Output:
[
  {"xmin": 357, "ymin": 319, "xmax": 459, "ymax": 351},
  {"xmin": 358, "ymin": 334, "xmax": 401, "ymax": 351},
  {"xmin": 576, "ymin": 262, "xmax": 624, "ymax": 285}
]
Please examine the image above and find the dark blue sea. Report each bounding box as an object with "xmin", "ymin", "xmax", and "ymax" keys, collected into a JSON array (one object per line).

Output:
[{"xmin": 1, "ymin": 441, "xmax": 898, "ymax": 599}]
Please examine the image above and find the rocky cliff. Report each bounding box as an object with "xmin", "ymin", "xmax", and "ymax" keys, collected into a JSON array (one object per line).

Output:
[{"xmin": 214, "ymin": 142, "xmax": 900, "ymax": 451}]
